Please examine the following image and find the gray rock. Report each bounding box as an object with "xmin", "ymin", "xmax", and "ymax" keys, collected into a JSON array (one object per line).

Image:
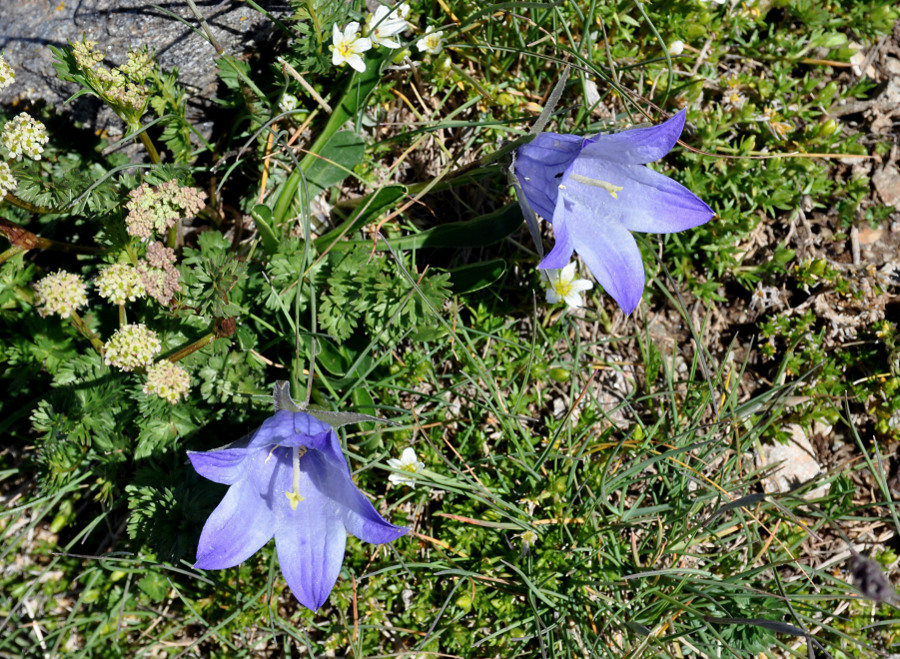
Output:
[{"xmin": 1, "ymin": 1, "xmax": 282, "ymax": 134}]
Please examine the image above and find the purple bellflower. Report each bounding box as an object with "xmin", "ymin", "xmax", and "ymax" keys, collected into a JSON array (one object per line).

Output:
[
  {"xmin": 188, "ymin": 410, "xmax": 407, "ymax": 611},
  {"xmin": 515, "ymin": 109, "xmax": 714, "ymax": 314}
]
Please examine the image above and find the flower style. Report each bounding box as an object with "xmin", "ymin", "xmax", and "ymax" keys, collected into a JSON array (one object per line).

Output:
[
  {"xmin": 331, "ymin": 22, "xmax": 372, "ymax": 73},
  {"xmin": 0, "ymin": 53, "xmax": 15, "ymax": 90},
  {"xmin": 514, "ymin": 109, "xmax": 714, "ymax": 314},
  {"xmin": 144, "ymin": 360, "xmax": 190, "ymax": 403},
  {"xmin": 33, "ymin": 271, "xmax": 88, "ymax": 318},
  {"xmin": 365, "ymin": 4, "xmax": 408, "ymax": 49},
  {"xmin": 387, "ymin": 447, "xmax": 425, "ymax": 486},
  {"xmin": 0, "ymin": 161, "xmax": 16, "ymax": 196},
  {"xmin": 189, "ymin": 410, "xmax": 407, "ymax": 610},
  {"xmin": 104, "ymin": 323, "xmax": 161, "ymax": 371},
  {"xmin": 416, "ymin": 27, "xmax": 444, "ymax": 55},
  {"xmin": 543, "ymin": 262, "xmax": 593, "ymax": 309}
]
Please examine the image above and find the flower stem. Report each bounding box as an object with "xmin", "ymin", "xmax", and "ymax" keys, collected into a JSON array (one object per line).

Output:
[
  {"xmin": 0, "ymin": 245, "xmax": 25, "ymax": 266},
  {"xmin": 0, "ymin": 218, "xmax": 106, "ymax": 255},
  {"xmin": 3, "ymin": 193, "xmax": 66, "ymax": 215},
  {"xmin": 166, "ymin": 332, "xmax": 216, "ymax": 363},
  {"xmin": 137, "ymin": 129, "xmax": 162, "ymax": 165},
  {"xmin": 69, "ymin": 310, "xmax": 105, "ymax": 354}
]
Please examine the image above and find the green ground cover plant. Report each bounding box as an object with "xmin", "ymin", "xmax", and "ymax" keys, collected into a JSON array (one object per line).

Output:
[{"xmin": 1, "ymin": 0, "xmax": 899, "ymax": 656}]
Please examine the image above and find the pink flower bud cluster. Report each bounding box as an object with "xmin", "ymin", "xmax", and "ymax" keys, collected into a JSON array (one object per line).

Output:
[
  {"xmin": 125, "ymin": 180, "xmax": 206, "ymax": 239},
  {"xmin": 137, "ymin": 242, "xmax": 182, "ymax": 306},
  {"xmin": 143, "ymin": 360, "xmax": 191, "ymax": 403}
]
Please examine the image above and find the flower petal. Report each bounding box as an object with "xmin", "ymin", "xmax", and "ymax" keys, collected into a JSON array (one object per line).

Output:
[
  {"xmin": 539, "ymin": 207, "xmax": 575, "ymax": 270},
  {"xmin": 244, "ymin": 411, "xmax": 333, "ymax": 450},
  {"xmin": 347, "ymin": 54, "xmax": 367, "ymax": 73},
  {"xmin": 604, "ymin": 164, "xmax": 714, "ymax": 233},
  {"xmin": 563, "ymin": 156, "xmax": 714, "ymax": 234},
  {"xmin": 272, "ymin": 457, "xmax": 347, "ymax": 611},
  {"xmin": 515, "ymin": 132, "xmax": 584, "ymax": 220},
  {"xmin": 580, "ymin": 109, "xmax": 686, "ymax": 165},
  {"xmin": 344, "ymin": 22, "xmax": 361, "ymax": 39},
  {"xmin": 304, "ymin": 451, "xmax": 408, "ymax": 545},
  {"xmin": 194, "ymin": 475, "xmax": 275, "ymax": 569},
  {"xmin": 188, "ymin": 448, "xmax": 249, "ymax": 485},
  {"xmin": 552, "ymin": 195, "xmax": 646, "ymax": 314}
]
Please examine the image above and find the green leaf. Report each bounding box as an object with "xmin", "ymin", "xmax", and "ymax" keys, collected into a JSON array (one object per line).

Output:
[
  {"xmin": 303, "ymin": 130, "xmax": 365, "ymax": 197},
  {"xmin": 334, "ymin": 203, "xmax": 524, "ymax": 251},
  {"xmin": 138, "ymin": 572, "xmax": 169, "ymax": 603},
  {"xmin": 251, "ymin": 204, "xmax": 280, "ymax": 254},
  {"xmin": 274, "ymin": 50, "xmax": 390, "ymax": 224},
  {"xmin": 315, "ymin": 184, "xmax": 407, "ymax": 251},
  {"xmin": 449, "ymin": 259, "xmax": 507, "ymax": 294}
]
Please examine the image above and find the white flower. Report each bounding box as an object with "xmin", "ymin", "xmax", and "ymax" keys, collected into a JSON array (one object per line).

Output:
[
  {"xmin": 0, "ymin": 160, "xmax": 16, "ymax": 196},
  {"xmin": 722, "ymin": 89, "xmax": 747, "ymax": 111},
  {"xmin": 1, "ymin": 113, "xmax": 50, "ymax": 161},
  {"xmin": 543, "ymin": 262, "xmax": 593, "ymax": 309},
  {"xmin": 416, "ymin": 27, "xmax": 444, "ymax": 55},
  {"xmin": 365, "ymin": 4, "xmax": 408, "ymax": 49},
  {"xmin": 330, "ymin": 22, "xmax": 372, "ymax": 73},
  {"xmin": 699, "ymin": 0, "xmax": 727, "ymax": 4},
  {"xmin": 0, "ymin": 53, "xmax": 14, "ymax": 90},
  {"xmin": 278, "ymin": 93, "xmax": 298, "ymax": 114},
  {"xmin": 668, "ymin": 40, "xmax": 685, "ymax": 56},
  {"xmin": 387, "ymin": 447, "xmax": 425, "ymax": 486}
]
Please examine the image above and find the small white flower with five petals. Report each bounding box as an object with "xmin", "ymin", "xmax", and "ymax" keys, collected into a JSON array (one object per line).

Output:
[
  {"xmin": 387, "ymin": 447, "xmax": 425, "ymax": 486},
  {"xmin": 543, "ymin": 262, "xmax": 593, "ymax": 309},
  {"xmin": 416, "ymin": 27, "xmax": 444, "ymax": 55},
  {"xmin": 365, "ymin": 4, "xmax": 408, "ymax": 49},
  {"xmin": 330, "ymin": 22, "xmax": 372, "ymax": 73}
]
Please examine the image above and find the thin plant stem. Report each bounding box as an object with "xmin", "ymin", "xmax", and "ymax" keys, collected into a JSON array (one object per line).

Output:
[
  {"xmin": 138, "ymin": 130, "xmax": 162, "ymax": 165},
  {"xmin": 3, "ymin": 193, "xmax": 66, "ymax": 215},
  {"xmin": 68, "ymin": 310, "xmax": 105, "ymax": 354},
  {"xmin": 166, "ymin": 332, "xmax": 217, "ymax": 363}
]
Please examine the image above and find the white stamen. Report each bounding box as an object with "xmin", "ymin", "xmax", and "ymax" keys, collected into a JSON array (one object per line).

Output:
[{"xmin": 569, "ymin": 174, "xmax": 623, "ymax": 199}]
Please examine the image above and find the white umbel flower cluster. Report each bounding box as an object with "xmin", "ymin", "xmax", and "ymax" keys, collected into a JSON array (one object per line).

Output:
[
  {"xmin": 0, "ymin": 160, "xmax": 16, "ymax": 197},
  {"xmin": 104, "ymin": 323, "xmax": 162, "ymax": 372},
  {"xmin": 1, "ymin": 113, "xmax": 50, "ymax": 161},
  {"xmin": 96, "ymin": 263, "xmax": 146, "ymax": 304},
  {"xmin": 0, "ymin": 52, "xmax": 14, "ymax": 90},
  {"xmin": 33, "ymin": 271, "xmax": 88, "ymax": 319}
]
